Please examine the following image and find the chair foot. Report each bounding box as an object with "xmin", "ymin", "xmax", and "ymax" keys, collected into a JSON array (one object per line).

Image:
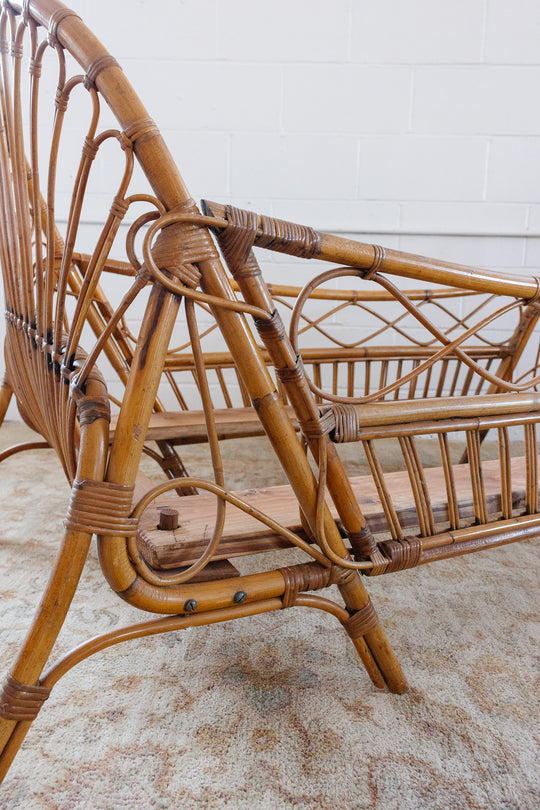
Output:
[{"xmin": 339, "ymin": 573, "xmax": 408, "ymax": 694}]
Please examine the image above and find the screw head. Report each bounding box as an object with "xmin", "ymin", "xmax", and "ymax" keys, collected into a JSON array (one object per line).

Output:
[
  {"xmin": 233, "ymin": 591, "xmax": 247, "ymax": 604},
  {"xmin": 183, "ymin": 599, "xmax": 198, "ymax": 613}
]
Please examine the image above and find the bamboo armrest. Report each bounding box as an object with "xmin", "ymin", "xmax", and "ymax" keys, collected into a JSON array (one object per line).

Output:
[
  {"xmin": 203, "ymin": 200, "xmax": 540, "ymax": 299},
  {"xmin": 323, "ymin": 392, "xmax": 540, "ymax": 440}
]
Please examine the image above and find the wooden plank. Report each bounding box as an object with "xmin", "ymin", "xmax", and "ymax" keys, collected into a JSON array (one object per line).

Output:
[
  {"xmin": 111, "ymin": 406, "xmax": 298, "ymax": 444},
  {"xmin": 137, "ymin": 455, "xmax": 533, "ymax": 569}
]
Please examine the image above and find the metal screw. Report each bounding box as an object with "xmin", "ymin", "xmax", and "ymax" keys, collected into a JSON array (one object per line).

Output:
[
  {"xmin": 183, "ymin": 599, "xmax": 198, "ymax": 613},
  {"xmin": 233, "ymin": 591, "xmax": 247, "ymax": 604}
]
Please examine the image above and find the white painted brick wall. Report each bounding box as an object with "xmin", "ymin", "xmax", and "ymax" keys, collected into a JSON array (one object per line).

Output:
[
  {"xmin": 65, "ymin": 0, "xmax": 540, "ymax": 236},
  {"xmin": 3, "ymin": 0, "xmax": 540, "ymax": 418}
]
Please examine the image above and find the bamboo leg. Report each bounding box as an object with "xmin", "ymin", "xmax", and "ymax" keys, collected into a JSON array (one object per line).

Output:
[
  {"xmin": 339, "ymin": 572, "xmax": 408, "ymax": 694},
  {"xmin": 0, "ymin": 378, "xmax": 107, "ymax": 783},
  {"xmin": 0, "ymin": 529, "xmax": 93, "ymax": 783}
]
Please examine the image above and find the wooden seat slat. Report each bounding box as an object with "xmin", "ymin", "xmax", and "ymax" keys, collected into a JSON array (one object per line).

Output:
[
  {"xmin": 137, "ymin": 454, "xmax": 532, "ymax": 569},
  {"xmin": 110, "ymin": 406, "xmax": 298, "ymax": 444}
]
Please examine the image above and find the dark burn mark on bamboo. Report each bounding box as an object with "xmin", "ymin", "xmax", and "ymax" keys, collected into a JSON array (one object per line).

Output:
[{"xmin": 138, "ymin": 285, "xmax": 176, "ymax": 370}]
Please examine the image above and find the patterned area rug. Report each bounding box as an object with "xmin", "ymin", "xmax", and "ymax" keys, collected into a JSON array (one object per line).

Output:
[{"xmin": 0, "ymin": 422, "xmax": 538, "ymax": 809}]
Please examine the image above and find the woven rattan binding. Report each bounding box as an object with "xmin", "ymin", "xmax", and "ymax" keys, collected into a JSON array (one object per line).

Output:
[
  {"xmin": 65, "ymin": 479, "xmax": 137, "ymax": 537},
  {"xmin": 380, "ymin": 537, "xmax": 423, "ymax": 572},
  {"xmin": 0, "ymin": 674, "xmax": 51, "ymax": 722},
  {"xmin": 343, "ymin": 601, "xmax": 379, "ymax": 639},
  {"xmin": 279, "ymin": 562, "xmax": 339, "ymax": 608}
]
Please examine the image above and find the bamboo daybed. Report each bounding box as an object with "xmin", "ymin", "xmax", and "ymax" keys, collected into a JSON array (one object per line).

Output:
[{"xmin": 0, "ymin": 0, "xmax": 539, "ymax": 783}]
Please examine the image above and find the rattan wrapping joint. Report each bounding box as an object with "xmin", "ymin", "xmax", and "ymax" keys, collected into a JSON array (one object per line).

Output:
[
  {"xmin": 253, "ymin": 309, "xmax": 285, "ymax": 343},
  {"xmin": 362, "ymin": 244, "xmax": 386, "ymax": 280},
  {"xmin": 298, "ymin": 408, "xmax": 335, "ymax": 440},
  {"xmin": 368, "ymin": 547, "xmax": 391, "ymax": 576},
  {"xmin": 84, "ymin": 55, "xmax": 122, "ymax": 90},
  {"xmin": 29, "ymin": 57, "xmax": 42, "ymax": 77},
  {"xmin": 82, "ymin": 137, "xmax": 99, "ymax": 160},
  {"xmin": 256, "ymin": 213, "xmax": 321, "ymax": 259},
  {"xmin": 10, "ymin": 41, "xmax": 23, "ymax": 60},
  {"xmin": 48, "ymin": 8, "xmax": 82, "ymax": 45},
  {"xmin": 150, "ymin": 202, "xmax": 219, "ymax": 290},
  {"xmin": 276, "ymin": 355, "xmax": 306, "ymax": 386},
  {"xmin": 379, "ymin": 536, "xmax": 423, "ymax": 572},
  {"xmin": 65, "ymin": 479, "xmax": 137, "ymax": 537},
  {"xmin": 123, "ymin": 118, "xmax": 159, "ymax": 146},
  {"xmin": 329, "ymin": 403, "xmax": 361, "ymax": 443},
  {"xmin": 347, "ymin": 524, "xmax": 377, "ymax": 558},
  {"xmin": 279, "ymin": 562, "xmax": 337, "ymax": 608},
  {"xmin": 343, "ymin": 601, "xmax": 379, "ymax": 639},
  {"xmin": 55, "ymin": 88, "xmax": 69, "ymax": 114},
  {"xmin": 110, "ymin": 196, "xmax": 130, "ymax": 220},
  {"xmin": 0, "ymin": 674, "xmax": 51, "ymax": 722},
  {"xmin": 218, "ymin": 204, "xmax": 259, "ymax": 269}
]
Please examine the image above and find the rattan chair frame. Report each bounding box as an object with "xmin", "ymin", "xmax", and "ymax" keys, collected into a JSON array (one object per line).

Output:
[{"xmin": 0, "ymin": 0, "xmax": 538, "ymax": 786}]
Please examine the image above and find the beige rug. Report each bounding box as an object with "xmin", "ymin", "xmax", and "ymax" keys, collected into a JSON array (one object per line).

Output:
[{"xmin": 0, "ymin": 422, "xmax": 538, "ymax": 809}]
